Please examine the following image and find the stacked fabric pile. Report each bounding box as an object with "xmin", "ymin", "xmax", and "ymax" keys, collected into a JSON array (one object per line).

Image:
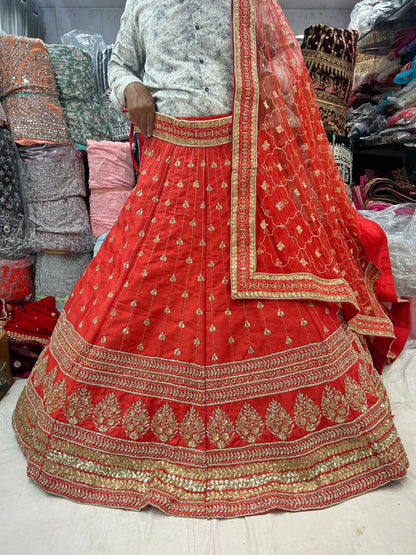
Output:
[
  {"xmin": 0, "ymin": 35, "xmax": 71, "ymax": 307},
  {"xmin": 0, "ymin": 34, "xmax": 95, "ymax": 319},
  {"xmin": 18, "ymin": 144, "xmax": 94, "ymax": 253},
  {"xmin": 87, "ymin": 140, "xmax": 136, "ymax": 240},
  {"xmin": 353, "ymin": 166, "xmax": 416, "ymax": 210},
  {"xmin": 347, "ymin": 22, "xmax": 416, "ymax": 144},
  {"xmin": 0, "ymin": 120, "xmax": 32, "ymax": 305},
  {"xmin": 0, "ymin": 35, "xmax": 72, "ymax": 146}
]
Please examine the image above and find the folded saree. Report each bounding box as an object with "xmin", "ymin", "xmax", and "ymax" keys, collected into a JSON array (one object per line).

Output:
[
  {"xmin": 87, "ymin": 140, "xmax": 136, "ymax": 237},
  {"xmin": 0, "ymin": 129, "xmax": 30, "ymax": 259},
  {"xmin": 47, "ymin": 44, "xmax": 110, "ymax": 147},
  {"xmin": 0, "ymin": 35, "xmax": 71, "ymax": 145}
]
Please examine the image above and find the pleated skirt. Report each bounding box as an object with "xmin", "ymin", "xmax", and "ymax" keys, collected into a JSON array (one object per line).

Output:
[{"xmin": 13, "ymin": 115, "xmax": 408, "ymax": 517}]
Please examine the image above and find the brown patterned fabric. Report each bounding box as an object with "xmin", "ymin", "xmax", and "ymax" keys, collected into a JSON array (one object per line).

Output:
[{"xmin": 301, "ymin": 24, "xmax": 359, "ymax": 135}]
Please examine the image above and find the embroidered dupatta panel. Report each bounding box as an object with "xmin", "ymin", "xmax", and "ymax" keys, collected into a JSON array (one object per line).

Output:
[{"xmin": 230, "ymin": 0, "xmax": 406, "ymax": 356}]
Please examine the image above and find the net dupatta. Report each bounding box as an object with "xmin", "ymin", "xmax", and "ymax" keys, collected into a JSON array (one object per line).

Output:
[{"xmin": 230, "ymin": 0, "xmax": 409, "ymax": 358}]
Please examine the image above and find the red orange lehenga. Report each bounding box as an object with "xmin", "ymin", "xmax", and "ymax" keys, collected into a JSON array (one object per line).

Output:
[{"xmin": 13, "ymin": 0, "xmax": 409, "ymax": 518}]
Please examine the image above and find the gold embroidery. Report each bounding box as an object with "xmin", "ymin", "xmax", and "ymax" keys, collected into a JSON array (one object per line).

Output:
[
  {"xmin": 180, "ymin": 407, "xmax": 205, "ymax": 448},
  {"xmin": 358, "ymin": 364, "xmax": 378, "ymax": 396},
  {"xmin": 321, "ymin": 385, "xmax": 349, "ymax": 423},
  {"xmin": 33, "ymin": 352, "xmax": 49, "ymax": 388},
  {"xmin": 93, "ymin": 392, "xmax": 121, "ymax": 433},
  {"xmin": 207, "ymin": 407, "xmax": 234, "ymax": 448},
  {"xmin": 12, "ymin": 376, "xmax": 409, "ymax": 517},
  {"xmin": 65, "ymin": 386, "xmax": 93, "ymax": 426},
  {"xmin": 45, "ymin": 377, "xmax": 67, "ymax": 414},
  {"xmin": 122, "ymin": 400, "xmax": 150, "ymax": 440},
  {"xmin": 265, "ymin": 400, "xmax": 294, "ymax": 439},
  {"xmin": 43, "ymin": 366, "xmax": 58, "ymax": 397},
  {"xmin": 236, "ymin": 403, "xmax": 264, "ymax": 443},
  {"xmin": 151, "ymin": 403, "xmax": 178, "ymax": 442},
  {"xmin": 345, "ymin": 376, "xmax": 368, "ymax": 413},
  {"xmin": 294, "ymin": 393, "xmax": 321, "ymax": 432}
]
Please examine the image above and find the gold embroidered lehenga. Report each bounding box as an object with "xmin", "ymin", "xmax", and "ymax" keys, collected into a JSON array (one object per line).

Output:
[{"xmin": 13, "ymin": 0, "xmax": 409, "ymax": 517}]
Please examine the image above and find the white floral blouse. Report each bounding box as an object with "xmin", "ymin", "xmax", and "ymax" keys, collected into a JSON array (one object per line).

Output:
[{"xmin": 108, "ymin": 0, "xmax": 234, "ymax": 118}]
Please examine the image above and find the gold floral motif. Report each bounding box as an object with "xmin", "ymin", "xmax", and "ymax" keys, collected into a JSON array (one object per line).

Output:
[
  {"xmin": 294, "ymin": 393, "xmax": 321, "ymax": 432},
  {"xmin": 345, "ymin": 376, "xmax": 368, "ymax": 413},
  {"xmin": 236, "ymin": 403, "xmax": 264, "ymax": 443},
  {"xmin": 151, "ymin": 403, "xmax": 178, "ymax": 442},
  {"xmin": 45, "ymin": 377, "xmax": 67, "ymax": 414},
  {"xmin": 122, "ymin": 399, "xmax": 150, "ymax": 440},
  {"xmin": 207, "ymin": 407, "xmax": 234, "ymax": 448},
  {"xmin": 43, "ymin": 366, "xmax": 58, "ymax": 397},
  {"xmin": 33, "ymin": 352, "xmax": 49, "ymax": 388},
  {"xmin": 265, "ymin": 399, "xmax": 294, "ymax": 440},
  {"xmin": 65, "ymin": 386, "xmax": 93, "ymax": 426},
  {"xmin": 321, "ymin": 385, "xmax": 349, "ymax": 423},
  {"xmin": 358, "ymin": 364, "xmax": 378, "ymax": 397},
  {"xmin": 180, "ymin": 407, "xmax": 205, "ymax": 448},
  {"xmin": 93, "ymin": 392, "xmax": 121, "ymax": 433}
]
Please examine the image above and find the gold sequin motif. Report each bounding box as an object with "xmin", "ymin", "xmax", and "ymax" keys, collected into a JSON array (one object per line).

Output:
[
  {"xmin": 265, "ymin": 400, "xmax": 294, "ymax": 439},
  {"xmin": 151, "ymin": 403, "xmax": 178, "ymax": 442},
  {"xmin": 294, "ymin": 393, "xmax": 321, "ymax": 432},
  {"xmin": 122, "ymin": 400, "xmax": 150, "ymax": 440},
  {"xmin": 93, "ymin": 392, "xmax": 121, "ymax": 433},
  {"xmin": 65, "ymin": 386, "xmax": 93, "ymax": 426}
]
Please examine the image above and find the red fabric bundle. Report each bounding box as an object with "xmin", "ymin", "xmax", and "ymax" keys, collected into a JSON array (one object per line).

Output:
[{"xmin": 2, "ymin": 296, "xmax": 59, "ymax": 377}]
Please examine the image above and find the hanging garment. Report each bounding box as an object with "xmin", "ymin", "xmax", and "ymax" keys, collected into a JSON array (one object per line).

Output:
[
  {"xmin": 13, "ymin": 0, "xmax": 408, "ymax": 518},
  {"xmin": 87, "ymin": 140, "xmax": 136, "ymax": 237},
  {"xmin": 301, "ymin": 24, "xmax": 359, "ymax": 135},
  {"xmin": 0, "ymin": 35, "xmax": 72, "ymax": 146},
  {"xmin": 0, "ymin": 129, "xmax": 30, "ymax": 259},
  {"xmin": 96, "ymin": 46, "xmax": 131, "ymax": 141},
  {"xmin": 47, "ymin": 44, "xmax": 110, "ymax": 148}
]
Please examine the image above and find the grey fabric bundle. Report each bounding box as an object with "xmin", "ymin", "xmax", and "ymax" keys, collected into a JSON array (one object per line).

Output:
[
  {"xmin": 18, "ymin": 143, "xmax": 94, "ymax": 252},
  {"xmin": 34, "ymin": 251, "xmax": 93, "ymax": 312},
  {"xmin": 26, "ymin": 197, "xmax": 95, "ymax": 253},
  {"xmin": 18, "ymin": 143, "xmax": 87, "ymax": 201}
]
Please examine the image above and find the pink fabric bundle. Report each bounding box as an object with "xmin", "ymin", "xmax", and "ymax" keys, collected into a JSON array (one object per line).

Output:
[{"xmin": 86, "ymin": 140, "xmax": 136, "ymax": 237}]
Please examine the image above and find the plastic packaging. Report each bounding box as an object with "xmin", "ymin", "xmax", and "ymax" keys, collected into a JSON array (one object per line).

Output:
[
  {"xmin": 358, "ymin": 204, "xmax": 416, "ymax": 296},
  {"xmin": 346, "ymin": 103, "xmax": 389, "ymax": 138},
  {"xmin": 349, "ymin": 0, "xmax": 408, "ymax": 36}
]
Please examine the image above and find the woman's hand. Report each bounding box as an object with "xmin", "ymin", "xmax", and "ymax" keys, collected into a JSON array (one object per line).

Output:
[{"xmin": 124, "ymin": 82, "xmax": 155, "ymax": 138}]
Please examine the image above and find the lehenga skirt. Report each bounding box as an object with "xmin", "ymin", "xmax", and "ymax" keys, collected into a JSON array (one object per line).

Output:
[{"xmin": 13, "ymin": 115, "xmax": 408, "ymax": 518}]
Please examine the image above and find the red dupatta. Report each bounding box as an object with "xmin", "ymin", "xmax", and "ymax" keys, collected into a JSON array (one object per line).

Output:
[{"xmin": 230, "ymin": 0, "xmax": 408, "ymax": 364}]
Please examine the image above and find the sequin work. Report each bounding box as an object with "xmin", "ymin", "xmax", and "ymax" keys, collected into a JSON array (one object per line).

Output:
[
  {"xmin": 0, "ymin": 35, "xmax": 71, "ymax": 145},
  {"xmin": 13, "ymin": 113, "xmax": 408, "ymax": 517}
]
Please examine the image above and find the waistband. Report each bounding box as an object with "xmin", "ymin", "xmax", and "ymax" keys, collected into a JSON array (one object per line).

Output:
[{"xmin": 149, "ymin": 112, "xmax": 233, "ymax": 147}]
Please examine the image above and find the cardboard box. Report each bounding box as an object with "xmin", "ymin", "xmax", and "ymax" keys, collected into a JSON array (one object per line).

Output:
[{"xmin": 0, "ymin": 330, "xmax": 13, "ymax": 400}]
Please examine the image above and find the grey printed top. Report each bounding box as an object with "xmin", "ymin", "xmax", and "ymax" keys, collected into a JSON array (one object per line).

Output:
[{"xmin": 108, "ymin": 0, "xmax": 234, "ymax": 117}]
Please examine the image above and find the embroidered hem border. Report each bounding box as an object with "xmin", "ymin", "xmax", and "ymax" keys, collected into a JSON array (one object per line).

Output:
[{"xmin": 13, "ymin": 377, "xmax": 408, "ymax": 517}]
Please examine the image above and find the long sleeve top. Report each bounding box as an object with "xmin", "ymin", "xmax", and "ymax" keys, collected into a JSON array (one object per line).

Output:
[{"xmin": 108, "ymin": 0, "xmax": 234, "ymax": 118}]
